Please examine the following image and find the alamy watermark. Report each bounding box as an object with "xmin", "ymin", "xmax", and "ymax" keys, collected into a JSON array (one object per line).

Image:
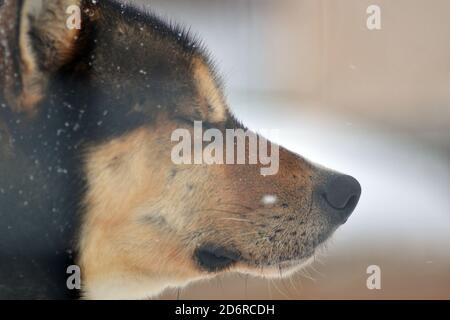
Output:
[
  {"xmin": 66, "ymin": 265, "xmax": 81, "ymax": 290},
  {"xmin": 171, "ymin": 121, "xmax": 279, "ymax": 176},
  {"xmin": 366, "ymin": 265, "xmax": 381, "ymax": 290},
  {"xmin": 366, "ymin": 5, "xmax": 382, "ymax": 30},
  {"xmin": 66, "ymin": 5, "xmax": 82, "ymax": 30}
]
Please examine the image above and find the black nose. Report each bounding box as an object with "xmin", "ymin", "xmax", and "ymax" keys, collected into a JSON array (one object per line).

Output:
[{"xmin": 322, "ymin": 174, "xmax": 361, "ymax": 223}]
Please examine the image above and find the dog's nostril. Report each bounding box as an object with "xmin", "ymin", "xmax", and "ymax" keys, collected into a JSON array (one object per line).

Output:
[{"xmin": 322, "ymin": 174, "xmax": 361, "ymax": 221}]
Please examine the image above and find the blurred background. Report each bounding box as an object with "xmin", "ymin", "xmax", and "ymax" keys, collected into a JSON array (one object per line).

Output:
[{"xmin": 130, "ymin": 0, "xmax": 450, "ymax": 299}]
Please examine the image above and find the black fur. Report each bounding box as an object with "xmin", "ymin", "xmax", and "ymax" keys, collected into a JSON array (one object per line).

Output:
[{"xmin": 0, "ymin": 0, "xmax": 225, "ymax": 299}]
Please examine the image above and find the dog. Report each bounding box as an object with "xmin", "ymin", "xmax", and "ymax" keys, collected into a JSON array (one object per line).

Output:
[{"xmin": 0, "ymin": 0, "xmax": 361, "ymax": 299}]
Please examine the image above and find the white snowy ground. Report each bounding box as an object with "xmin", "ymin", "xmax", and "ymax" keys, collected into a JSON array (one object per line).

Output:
[{"xmin": 161, "ymin": 94, "xmax": 450, "ymax": 299}]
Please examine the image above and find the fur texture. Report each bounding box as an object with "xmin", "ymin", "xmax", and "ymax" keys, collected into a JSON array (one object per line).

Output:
[{"xmin": 0, "ymin": 0, "xmax": 360, "ymax": 299}]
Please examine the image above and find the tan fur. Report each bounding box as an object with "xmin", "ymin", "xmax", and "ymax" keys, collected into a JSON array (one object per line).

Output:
[
  {"xmin": 16, "ymin": 0, "xmax": 81, "ymax": 115},
  {"xmin": 1, "ymin": 0, "xmax": 355, "ymax": 300},
  {"xmin": 192, "ymin": 57, "xmax": 227, "ymax": 123},
  {"xmin": 79, "ymin": 121, "xmax": 212, "ymax": 299},
  {"xmin": 18, "ymin": 0, "xmax": 45, "ymax": 114},
  {"xmin": 78, "ymin": 114, "xmax": 319, "ymax": 299}
]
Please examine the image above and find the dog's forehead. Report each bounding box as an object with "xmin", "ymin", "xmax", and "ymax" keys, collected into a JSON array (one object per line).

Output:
[{"xmin": 79, "ymin": 2, "xmax": 229, "ymax": 124}]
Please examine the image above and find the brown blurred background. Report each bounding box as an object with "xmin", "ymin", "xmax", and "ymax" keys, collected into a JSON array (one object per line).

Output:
[{"xmin": 129, "ymin": 0, "xmax": 450, "ymax": 299}]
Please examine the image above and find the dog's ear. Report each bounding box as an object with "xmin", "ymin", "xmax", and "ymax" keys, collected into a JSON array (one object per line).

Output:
[
  {"xmin": 1, "ymin": 0, "xmax": 82, "ymax": 115},
  {"xmin": 191, "ymin": 57, "xmax": 228, "ymax": 123}
]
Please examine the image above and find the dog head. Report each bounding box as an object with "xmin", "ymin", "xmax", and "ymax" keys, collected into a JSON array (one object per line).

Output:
[{"xmin": 2, "ymin": 0, "xmax": 361, "ymax": 299}]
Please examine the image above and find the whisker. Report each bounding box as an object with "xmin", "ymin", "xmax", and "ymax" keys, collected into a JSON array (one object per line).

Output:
[
  {"xmin": 218, "ymin": 217, "xmax": 251, "ymax": 223},
  {"xmin": 216, "ymin": 202, "xmax": 255, "ymax": 211},
  {"xmin": 270, "ymin": 278, "xmax": 290, "ymax": 299},
  {"xmin": 190, "ymin": 208, "xmax": 246, "ymax": 216}
]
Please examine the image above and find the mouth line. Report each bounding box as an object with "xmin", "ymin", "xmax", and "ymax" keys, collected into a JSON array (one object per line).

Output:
[
  {"xmin": 239, "ymin": 250, "xmax": 315, "ymax": 270},
  {"xmin": 195, "ymin": 246, "xmax": 312, "ymax": 274},
  {"xmin": 267, "ymin": 259, "xmax": 306, "ymax": 270},
  {"xmin": 196, "ymin": 230, "xmax": 332, "ymax": 274},
  {"xmin": 195, "ymin": 244, "xmax": 241, "ymax": 272},
  {"xmin": 234, "ymin": 255, "xmax": 316, "ymax": 279},
  {"xmin": 240, "ymin": 233, "xmax": 333, "ymax": 273}
]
